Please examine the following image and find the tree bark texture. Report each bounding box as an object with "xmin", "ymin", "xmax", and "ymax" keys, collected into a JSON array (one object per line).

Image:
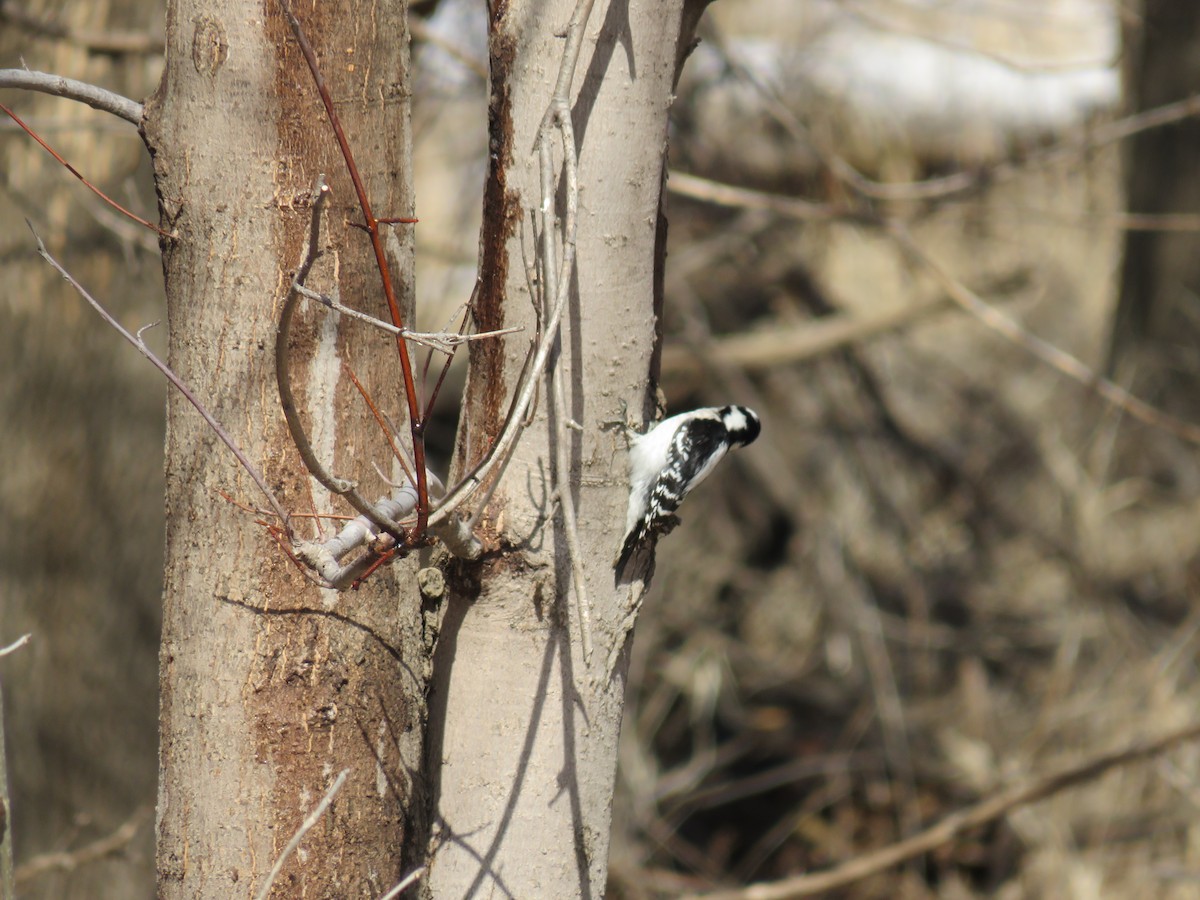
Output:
[
  {"xmin": 143, "ymin": 1, "xmax": 423, "ymax": 895},
  {"xmin": 426, "ymin": 1, "xmax": 703, "ymax": 896}
]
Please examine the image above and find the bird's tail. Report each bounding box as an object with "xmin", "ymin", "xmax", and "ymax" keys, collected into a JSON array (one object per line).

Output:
[{"xmin": 614, "ymin": 525, "xmax": 649, "ymax": 585}]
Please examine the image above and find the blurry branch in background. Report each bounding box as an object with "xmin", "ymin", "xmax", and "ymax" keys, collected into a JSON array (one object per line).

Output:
[
  {"xmin": 661, "ymin": 290, "xmax": 950, "ymax": 377},
  {"xmin": 669, "ymin": 168, "xmax": 1200, "ymax": 449},
  {"xmin": 688, "ymin": 721, "xmax": 1200, "ymax": 900},
  {"xmin": 14, "ymin": 808, "xmax": 150, "ymax": 887},
  {"xmin": 0, "ymin": 2, "xmax": 163, "ymax": 56},
  {"xmin": 0, "ymin": 69, "xmax": 143, "ymax": 124},
  {"xmin": 887, "ymin": 222, "xmax": 1200, "ymax": 446}
]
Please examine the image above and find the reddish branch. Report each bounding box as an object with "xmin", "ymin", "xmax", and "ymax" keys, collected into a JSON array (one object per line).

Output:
[
  {"xmin": 0, "ymin": 100, "xmax": 167, "ymax": 236},
  {"xmin": 275, "ymin": 0, "xmax": 430, "ymax": 538}
]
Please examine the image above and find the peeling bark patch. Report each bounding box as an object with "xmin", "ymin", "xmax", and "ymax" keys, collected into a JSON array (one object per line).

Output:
[{"xmin": 469, "ymin": 27, "xmax": 520, "ymax": 461}]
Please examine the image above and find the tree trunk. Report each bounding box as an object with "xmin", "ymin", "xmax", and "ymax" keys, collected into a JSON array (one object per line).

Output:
[
  {"xmin": 426, "ymin": 1, "xmax": 705, "ymax": 895},
  {"xmin": 143, "ymin": 1, "xmax": 423, "ymax": 895},
  {"xmin": 1108, "ymin": 1, "xmax": 1200, "ymax": 394}
]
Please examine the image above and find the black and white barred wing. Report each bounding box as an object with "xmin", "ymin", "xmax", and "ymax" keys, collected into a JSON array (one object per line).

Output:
[{"xmin": 615, "ymin": 416, "xmax": 729, "ymax": 581}]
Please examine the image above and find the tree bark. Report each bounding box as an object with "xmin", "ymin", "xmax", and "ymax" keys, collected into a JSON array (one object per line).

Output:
[
  {"xmin": 143, "ymin": 1, "xmax": 423, "ymax": 895},
  {"xmin": 426, "ymin": 1, "xmax": 704, "ymax": 895}
]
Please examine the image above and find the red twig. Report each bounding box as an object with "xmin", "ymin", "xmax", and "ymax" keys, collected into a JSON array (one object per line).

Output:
[
  {"xmin": 350, "ymin": 544, "xmax": 403, "ymax": 589},
  {"xmin": 340, "ymin": 359, "xmax": 417, "ymax": 487},
  {"xmin": 275, "ymin": 0, "xmax": 430, "ymax": 538},
  {"xmin": 1, "ymin": 100, "xmax": 170, "ymax": 237}
]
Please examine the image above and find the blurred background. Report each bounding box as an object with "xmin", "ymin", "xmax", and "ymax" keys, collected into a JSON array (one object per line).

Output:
[{"xmin": 6, "ymin": 0, "xmax": 1200, "ymax": 896}]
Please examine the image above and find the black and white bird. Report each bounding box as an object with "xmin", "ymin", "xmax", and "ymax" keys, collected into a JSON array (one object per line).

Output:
[{"xmin": 616, "ymin": 405, "xmax": 761, "ymax": 583}]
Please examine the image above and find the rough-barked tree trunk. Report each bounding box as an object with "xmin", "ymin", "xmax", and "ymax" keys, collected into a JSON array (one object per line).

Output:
[
  {"xmin": 426, "ymin": 1, "xmax": 708, "ymax": 896},
  {"xmin": 143, "ymin": 0, "xmax": 424, "ymax": 895}
]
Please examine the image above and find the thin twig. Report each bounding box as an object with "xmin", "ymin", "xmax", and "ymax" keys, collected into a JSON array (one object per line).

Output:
[
  {"xmin": 886, "ymin": 220, "xmax": 1200, "ymax": 446},
  {"xmin": 276, "ymin": 0, "xmax": 430, "ymax": 536},
  {"xmin": 552, "ymin": 363, "xmax": 593, "ymax": 663},
  {"xmin": 275, "ymin": 176, "xmax": 406, "ymax": 541},
  {"xmin": 1, "ymin": 101, "xmax": 166, "ymax": 235},
  {"xmin": 685, "ymin": 721, "xmax": 1200, "ymax": 900},
  {"xmin": 423, "ymin": 291, "xmax": 476, "ymax": 419},
  {"xmin": 254, "ymin": 768, "xmax": 349, "ymax": 900},
  {"xmin": 14, "ymin": 808, "xmax": 149, "ymax": 884},
  {"xmin": 0, "ymin": 69, "xmax": 143, "ymax": 124},
  {"xmin": 0, "ymin": 635, "xmax": 30, "ymax": 657},
  {"xmin": 294, "ymin": 283, "xmax": 520, "ymax": 352},
  {"xmin": 29, "ymin": 221, "xmax": 292, "ymax": 528},
  {"xmin": 343, "ymin": 359, "xmax": 416, "ymax": 487},
  {"xmin": 378, "ymin": 864, "xmax": 428, "ymax": 900}
]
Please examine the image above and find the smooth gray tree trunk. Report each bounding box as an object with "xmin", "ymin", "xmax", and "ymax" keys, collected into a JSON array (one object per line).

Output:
[{"xmin": 426, "ymin": 1, "xmax": 707, "ymax": 896}]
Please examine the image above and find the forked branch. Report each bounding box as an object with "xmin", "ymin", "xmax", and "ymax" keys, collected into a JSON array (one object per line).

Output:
[
  {"xmin": 275, "ymin": 0, "xmax": 430, "ymax": 536},
  {"xmin": 275, "ymin": 176, "xmax": 408, "ymax": 542}
]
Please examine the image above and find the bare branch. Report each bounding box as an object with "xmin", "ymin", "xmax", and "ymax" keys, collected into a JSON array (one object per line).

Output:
[
  {"xmin": 1, "ymin": 101, "xmax": 165, "ymax": 235},
  {"xmin": 275, "ymin": 177, "xmax": 407, "ymax": 542},
  {"xmin": 28, "ymin": 221, "xmax": 293, "ymax": 529},
  {"xmin": 0, "ymin": 69, "xmax": 143, "ymax": 124},
  {"xmin": 0, "ymin": 635, "xmax": 30, "ymax": 657},
  {"xmin": 684, "ymin": 721, "xmax": 1200, "ymax": 900},
  {"xmin": 668, "ymin": 170, "xmax": 846, "ymax": 222},
  {"xmin": 661, "ymin": 294, "xmax": 951, "ymax": 377},
  {"xmin": 254, "ymin": 769, "xmax": 349, "ymax": 900},
  {"xmin": 378, "ymin": 865, "xmax": 427, "ymax": 900},
  {"xmin": 294, "ymin": 283, "xmax": 521, "ymax": 352},
  {"xmin": 14, "ymin": 808, "xmax": 149, "ymax": 885}
]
